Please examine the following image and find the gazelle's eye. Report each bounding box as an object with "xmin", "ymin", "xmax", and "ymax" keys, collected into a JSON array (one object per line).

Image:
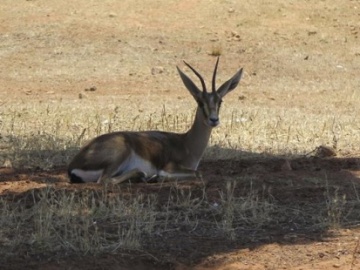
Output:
[
  {"xmin": 203, "ymin": 104, "xmax": 210, "ymax": 116},
  {"xmin": 197, "ymin": 101, "xmax": 204, "ymax": 108}
]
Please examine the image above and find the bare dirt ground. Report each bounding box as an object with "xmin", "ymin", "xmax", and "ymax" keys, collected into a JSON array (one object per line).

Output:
[
  {"xmin": 1, "ymin": 0, "xmax": 360, "ymax": 269},
  {"xmin": 1, "ymin": 157, "xmax": 360, "ymax": 270}
]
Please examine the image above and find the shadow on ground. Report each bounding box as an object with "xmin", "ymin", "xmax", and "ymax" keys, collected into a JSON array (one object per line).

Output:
[{"xmin": 1, "ymin": 146, "xmax": 360, "ymax": 269}]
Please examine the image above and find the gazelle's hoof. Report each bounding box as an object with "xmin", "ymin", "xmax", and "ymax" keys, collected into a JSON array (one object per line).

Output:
[
  {"xmin": 145, "ymin": 174, "xmax": 158, "ymax": 183},
  {"xmin": 195, "ymin": 171, "xmax": 203, "ymax": 179}
]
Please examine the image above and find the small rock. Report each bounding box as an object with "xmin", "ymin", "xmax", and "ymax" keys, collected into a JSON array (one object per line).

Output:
[
  {"xmin": 230, "ymin": 31, "xmax": 241, "ymax": 41},
  {"xmin": 228, "ymin": 8, "xmax": 235, "ymax": 13},
  {"xmin": 231, "ymin": 30, "xmax": 240, "ymax": 37},
  {"xmin": 209, "ymin": 45, "xmax": 222, "ymax": 56},
  {"xmin": 79, "ymin": 93, "xmax": 88, "ymax": 99},
  {"xmin": 2, "ymin": 159, "xmax": 12, "ymax": 168},
  {"xmin": 281, "ymin": 160, "xmax": 292, "ymax": 171},
  {"xmin": 85, "ymin": 86, "xmax": 97, "ymax": 92},
  {"xmin": 151, "ymin": 66, "xmax": 165, "ymax": 75},
  {"xmin": 315, "ymin": 145, "xmax": 337, "ymax": 158}
]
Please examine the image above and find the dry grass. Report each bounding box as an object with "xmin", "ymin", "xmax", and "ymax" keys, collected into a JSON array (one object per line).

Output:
[
  {"xmin": 1, "ymin": 96, "xmax": 359, "ymax": 169},
  {"xmin": 1, "ymin": 173, "xmax": 359, "ymax": 261},
  {"xmin": 1, "ymin": 80, "xmax": 360, "ymax": 261},
  {"xmin": 1, "ymin": 0, "xmax": 360, "ymax": 267},
  {"xmin": 0, "ymin": 187, "xmax": 157, "ymax": 256}
]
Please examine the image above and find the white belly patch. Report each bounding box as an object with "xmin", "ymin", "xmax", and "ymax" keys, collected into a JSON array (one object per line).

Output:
[
  {"xmin": 71, "ymin": 151, "xmax": 158, "ymax": 183},
  {"xmin": 71, "ymin": 169, "xmax": 103, "ymax": 183},
  {"xmin": 115, "ymin": 151, "xmax": 158, "ymax": 178}
]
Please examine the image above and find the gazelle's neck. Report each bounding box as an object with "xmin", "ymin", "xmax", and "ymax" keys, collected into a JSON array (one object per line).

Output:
[{"xmin": 184, "ymin": 107, "xmax": 213, "ymax": 169}]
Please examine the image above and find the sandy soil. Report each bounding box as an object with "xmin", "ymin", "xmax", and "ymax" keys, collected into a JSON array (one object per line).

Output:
[{"xmin": 1, "ymin": 0, "xmax": 360, "ymax": 269}]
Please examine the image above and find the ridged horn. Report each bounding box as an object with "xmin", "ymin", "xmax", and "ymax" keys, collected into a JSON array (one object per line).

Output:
[
  {"xmin": 183, "ymin": 61, "xmax": 207, "ymax": 92},
  {"xmin": 212, "ymin": 56, "xmax": 220, "ymax": 93}
]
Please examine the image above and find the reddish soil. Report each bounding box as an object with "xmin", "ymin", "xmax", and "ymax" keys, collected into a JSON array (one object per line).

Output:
[
  {"xmin": 1, "ymin": 0, "xmax": 360, "ymax": 269},
  {"xmin": 1, "ymin": 156, "xmax": 360, "ymax": 270}
]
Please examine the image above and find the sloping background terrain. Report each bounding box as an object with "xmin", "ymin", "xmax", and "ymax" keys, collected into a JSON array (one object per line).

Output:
[{"xmin": 1, "ymin": 0, "xmax": 360, "ymax": 269}]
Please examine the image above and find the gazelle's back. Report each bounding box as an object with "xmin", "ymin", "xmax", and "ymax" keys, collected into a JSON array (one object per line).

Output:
[
  {"xmin": 68, "ymin": 131, "xmax": 186, "ymax": 183},
  {"xmin": 68, "ymin": 58, "xmax": 243, "ymax": 184}
]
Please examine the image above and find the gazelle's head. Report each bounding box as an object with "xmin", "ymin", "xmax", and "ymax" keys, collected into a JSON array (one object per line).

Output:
[{"xmin": 177, "ymin": 57, "xmax": 243, "ymax": 127}]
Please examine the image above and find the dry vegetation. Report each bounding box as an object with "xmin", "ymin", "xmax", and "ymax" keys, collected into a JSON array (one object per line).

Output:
[{"xmin": 1, "ymin": 0, "xmax": 360, "ymax": 269}]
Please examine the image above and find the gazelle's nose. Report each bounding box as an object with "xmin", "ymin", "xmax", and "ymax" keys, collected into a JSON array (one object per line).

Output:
[{"xmin": 209, "ymin": 117, "xmax": 219, "ymax": 127}]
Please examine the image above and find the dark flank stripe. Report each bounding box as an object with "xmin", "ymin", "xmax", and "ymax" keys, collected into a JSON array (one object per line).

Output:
[{"xmin": 69, "ymin": 172, "xmax": 85, "ymax": 183}]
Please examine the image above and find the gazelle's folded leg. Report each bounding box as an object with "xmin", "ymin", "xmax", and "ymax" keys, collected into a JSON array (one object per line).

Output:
[
  {"xmin": 110, "ymin": 169, "xmax": 147, "ymax": 185},
  {"xmin": 158, "ymin": 165, "xmax": 202, "ymax": 181}
]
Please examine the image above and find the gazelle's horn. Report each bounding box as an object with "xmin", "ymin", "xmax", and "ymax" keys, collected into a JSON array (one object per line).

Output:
[
  {"xmin": 183, "ymin": 61, "xmax": 207, "ymax": 92},
  {"xmin": 212, "ymin": 56, "xmax": 220, "ymax": 93}
]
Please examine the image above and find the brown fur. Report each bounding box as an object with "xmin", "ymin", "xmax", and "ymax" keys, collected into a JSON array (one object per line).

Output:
[{"xmin": 68, "ymin": 58, "xmax": 243, "ymax": 184}]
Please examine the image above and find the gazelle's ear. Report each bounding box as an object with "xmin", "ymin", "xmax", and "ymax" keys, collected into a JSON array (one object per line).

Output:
[
  {"xmin": 177, "ymin": 66, "xmax": 202, "ymax": 100},
  {"xmin": 216, "ymin": 68, "xmax": 243, "ymax": 98}
]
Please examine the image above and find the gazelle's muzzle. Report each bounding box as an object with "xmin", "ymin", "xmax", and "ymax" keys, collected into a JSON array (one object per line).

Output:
[{"xmin": 207, "ymin": 111, "xmax": 220, "ymax": 127}]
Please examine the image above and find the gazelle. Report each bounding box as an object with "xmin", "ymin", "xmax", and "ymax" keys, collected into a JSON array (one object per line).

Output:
[{"xmin": 68, "ymin": 58, "xmax": 243, "ymax": 184}]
